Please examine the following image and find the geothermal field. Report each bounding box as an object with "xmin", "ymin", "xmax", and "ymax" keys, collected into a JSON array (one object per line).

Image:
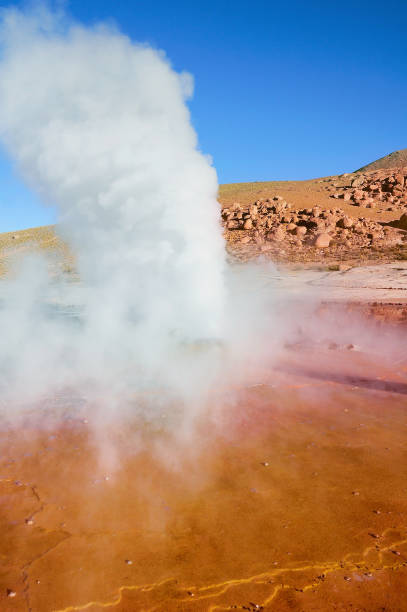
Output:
[{"xmin": 0, "ymin": 6, "xmax": 407, "ymax": 612}]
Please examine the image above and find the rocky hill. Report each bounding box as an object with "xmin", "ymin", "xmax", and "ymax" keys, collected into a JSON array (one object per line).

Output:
[
  {"xmin": 355, "ymin": 149, "xmax": 407, "ymax": 173},
  {"xmin": 219, "ymin": 153, "xmax": 407, "ymax": 264}
]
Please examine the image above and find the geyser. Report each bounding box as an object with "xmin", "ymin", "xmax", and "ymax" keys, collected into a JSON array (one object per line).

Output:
[{"xmin": 0, "ymin": 6, "xmax": 227, "ymax": 411}]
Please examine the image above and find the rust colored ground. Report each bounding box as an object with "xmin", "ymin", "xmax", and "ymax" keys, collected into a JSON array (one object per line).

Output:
[{"xmin": 1, "ymin": 343, "xmax": 407, "ymax": 611}]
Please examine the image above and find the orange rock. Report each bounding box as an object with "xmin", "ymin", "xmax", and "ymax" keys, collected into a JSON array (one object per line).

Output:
[{"xmin": 314, "ymin": 233, "xmax": 331, "ymax": 248}]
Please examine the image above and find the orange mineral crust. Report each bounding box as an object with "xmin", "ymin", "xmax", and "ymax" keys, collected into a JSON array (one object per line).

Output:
[{"xmin": 1, "ymin": 344, "xmax": 407, "ymax": 611}]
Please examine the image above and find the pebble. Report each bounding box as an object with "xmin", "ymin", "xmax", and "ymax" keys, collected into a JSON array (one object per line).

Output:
[
  {"xmin": 125, "ymin": 559, "xmax": 133, "ymax": 565},
  {"xmin": 260, "ymin": 461, "xmax": 270, "ymax": 467},
  {"xmin": 352, "ymin": 491, "xmax": 360, "ymax": 496},
  {"xmin": 7, "ymin": 589, "xmax": 16, "ymax": 598}
]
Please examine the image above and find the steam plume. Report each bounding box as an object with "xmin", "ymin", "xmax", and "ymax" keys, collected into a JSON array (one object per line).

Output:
[{"xmin": 0, "ymin": 6, "xmax": 227, "ymax": 412}]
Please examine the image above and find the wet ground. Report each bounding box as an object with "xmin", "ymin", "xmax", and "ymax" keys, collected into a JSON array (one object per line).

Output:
[{"xmin": 1, "ymin": 332, "xmax": 407, "ymax": 612}]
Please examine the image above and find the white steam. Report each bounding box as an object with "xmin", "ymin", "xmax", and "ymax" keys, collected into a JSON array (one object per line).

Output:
[{"xmin": 0, "ymin": 6, "xmax": 230, "ymax": 413}]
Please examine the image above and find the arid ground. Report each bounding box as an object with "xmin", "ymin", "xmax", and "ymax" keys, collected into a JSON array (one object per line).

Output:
[{"xmin": 1, "ymin": 152, "xmax": 407, "ymax": 611}]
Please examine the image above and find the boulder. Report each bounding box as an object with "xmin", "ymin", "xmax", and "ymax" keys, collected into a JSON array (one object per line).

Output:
[
  {"xmin": 272, "ymin": 227, "xmax": 286, "ymax": 241},
  {"xmin": 351, "ymin": 176, "xmax": 364, "ymax": 187},
  {"xmin": 243, "ymin": 218, "xmax": 253, "ymax": 230},
  {"xmin": 227, "ymin": 220, "xmax": 239, "ymax": 229},
  {"xmin": 314, "ymin": 233, "xmax": 331, "ymax": 248},
  {"xmin": 392, "ymin": 213, "xmax": 407, "ymax": 230},
  {"xmin": 249, "ymin": 204, "xmax": 258, "ymax": 218},
  {"xmin": 337, "ymin": 216, "xmax": 353, "ymax": 229},
  {"xmin": 295, "ymin": 226, "xmax": 307, "ymax": 237}
]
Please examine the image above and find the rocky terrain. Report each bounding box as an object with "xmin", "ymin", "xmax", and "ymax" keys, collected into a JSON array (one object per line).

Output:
[
  {"xmin": 329, "ymin": 167, "xmax": 407, "ymax": 213},
  {"xmin": 220, "ymin": 165, "xmax": 407, "ymax": 265},
  {"xmin": 2, "ymin": 150, "xmax": 407, "ymax": 273},
  {"xmin": 221, "ymin": 196, "xmax": 407, "ymax": 265}
]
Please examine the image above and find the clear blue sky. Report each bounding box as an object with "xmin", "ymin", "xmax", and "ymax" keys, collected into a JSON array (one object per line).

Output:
[{"xmin": 1, "ymin": 0, "xmax": 407, "ymax": 231}]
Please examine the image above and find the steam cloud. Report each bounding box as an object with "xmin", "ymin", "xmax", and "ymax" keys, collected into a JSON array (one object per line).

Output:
[
  {"xmin": 0, "ymin": 5, "xmax": 237, "ymax": 416},
  {"xmin": 4, "ymin": 6, "xmax": 395, "ymax": 431},
  {"xmin": 6, "ymin": 8, "xmax": 390, "ymax": 422}
]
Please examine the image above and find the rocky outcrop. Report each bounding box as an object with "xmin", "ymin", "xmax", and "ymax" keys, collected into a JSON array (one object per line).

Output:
[
  {"xmin": 222, "ymin": 197, "xmax": 407, "ymax": 262},
  {"xmin": 329, "ymin": 167, "xmax": 407, "ymax": 212}
]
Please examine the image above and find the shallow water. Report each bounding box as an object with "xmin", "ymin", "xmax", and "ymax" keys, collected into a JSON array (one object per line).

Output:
[{"xmin": 1, "ymin": 338, "xmax": 407, "ymax": 611}]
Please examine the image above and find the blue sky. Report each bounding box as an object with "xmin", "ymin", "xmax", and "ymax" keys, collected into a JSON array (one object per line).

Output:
[{"xmin": 1, "ymin": 0, "xmax": 407, "ymax": 231}]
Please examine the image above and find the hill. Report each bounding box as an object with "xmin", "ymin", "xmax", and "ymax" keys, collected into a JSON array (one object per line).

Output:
[{"xmin": 355, "ymin": 148, "xmax": 407, "ymax": 173}]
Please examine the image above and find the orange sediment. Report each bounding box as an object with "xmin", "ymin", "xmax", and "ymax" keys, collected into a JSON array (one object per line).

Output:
[{"xmin": 1, "ymin": 342, "xmax": 407, "ymax": 611}]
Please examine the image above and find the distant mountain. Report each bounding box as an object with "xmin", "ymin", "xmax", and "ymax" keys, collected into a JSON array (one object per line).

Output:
[{"xmin": 355, "ymin": 149, "xmax": 407, "ymax": 173}]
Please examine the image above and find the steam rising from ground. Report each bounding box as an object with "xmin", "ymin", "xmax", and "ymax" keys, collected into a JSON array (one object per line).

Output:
[
  {"xmin": 0, "ymin": 6, "xmax": 242, "ymax": 416},
  {"xmin": 2, "ymin": 7, "xmax": 402, "ymax": 435}
]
